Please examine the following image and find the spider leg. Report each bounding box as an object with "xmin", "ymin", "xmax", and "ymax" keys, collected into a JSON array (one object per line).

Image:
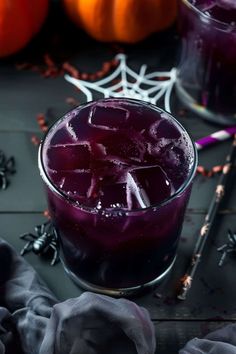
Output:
[
  {"xmin": 50, "ymin": 239, "xmax": 58, "ymax": 248},
  {"xmin": 218, "ymin": 250, "xmax": 228, "ymax": 267},
  {"xmin": 226, "ymin": 248, "xmax": 235, "ymax": 253},
  {"xmin": 52, "ymin": 227, "xmax": 59, "ymax": 241},
  {"xmin": 217, "ymin": 244, "xmax": 227, "ymax": 252},
  {"xmin": 228, "ymin": 229, "xmax": 234, "ymax": 243},
  {"xmin": 20, "ymin": 233, "xmax": 37, "ymax": 241},
  {"xmin": 0, "ymin": 172, "xmax": 7, "ymax": 190},
  {"xmin": 44, "ymin": 221, "xmax": 53, "ymax": 234},
  {"xmin": 20, "ymin": 241, "xmax": 33, "ymax": 256},
  {"xmin": 35, "ymin": 224, "xmax": 44, "ymax": 235},
  {"xmin": 228, "ymin": 229, "xmax": 236, "ymax": 246},
  {"xmin": 49, "ymin": 243, "xmax": 59, "ymax": 266},
  {"xmin": 35, "ymin": 221, "xmax": 51, "ymax": 235},
  {"xmin": 20, "ymin": 233, "xmax": 37, "ymax": 255},
  {"xmin": 218, "ymin": 247, "xmax": 236, "ymax": 267}
]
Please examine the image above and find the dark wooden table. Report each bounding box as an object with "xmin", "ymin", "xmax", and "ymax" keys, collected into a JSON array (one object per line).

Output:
[{"xmin": 1, "ymin": 4, "xmax": 236, "ymax": 353}]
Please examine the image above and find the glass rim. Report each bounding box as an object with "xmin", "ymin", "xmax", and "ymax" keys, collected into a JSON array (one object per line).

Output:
[
  {"xmin": 38, "ymin": 98, "xmax": 198, "ymax": 215},
  {"xmin": 181, "ymin": 0, "xmax": 236, "ymax": 31}
]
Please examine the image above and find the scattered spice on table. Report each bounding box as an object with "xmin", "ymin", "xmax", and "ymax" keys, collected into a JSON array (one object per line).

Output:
[
  {"xmin": 62, "ymin": 62, "xmax": 80, "ymax": 79},
  {"xmin": 43, "ymin": 209, "xmax": 51, "ymax": 219},
  {"xmin": 31, "ymin": 113, "xmax": 49, "ymax": 147},
  {"xmin": 66, "ymin": 97, "xmax": 80, "ymax": 107},
  {"xmin": 31, "ymin": 135, "xmax": 40, "ymax": 146},
  {"xmin": 177, "ymin": 108, "xmax": 188, "ymax": 117},
  {"xmin": 196, "ymin": 165, "xmax": 224, "ymax": 178},
  {"xmin": 16, "ymin": 55, "xmax": 120, "ymax": 81},
  {"xmin": 42, "ymin": 54, "xmax": 62, "ymax": 78},
  {"xmin": 37, "ymin": 113, "xmax": 49, "ymax": 132}
]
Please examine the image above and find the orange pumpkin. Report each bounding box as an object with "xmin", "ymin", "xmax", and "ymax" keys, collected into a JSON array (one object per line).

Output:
[
  {"xmin": 63, "ymin": 0, "xmax": 177, "ymax": 43},
  {"xmin": 0, "ymin": 0, "xmax": 49, "ymax": 57}
]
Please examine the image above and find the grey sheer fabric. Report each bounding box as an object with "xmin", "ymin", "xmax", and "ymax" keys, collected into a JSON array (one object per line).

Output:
[
  {"xmin": 1, "ymin": 238, "xmax": 236, "ymax": 354},
  {"xmin": 0, "ymin": 239, "xmax": 155, "ymax": 354},
  {"xmin": 180, "ymin": 324, "xmax": 236, "ymax": 354}
]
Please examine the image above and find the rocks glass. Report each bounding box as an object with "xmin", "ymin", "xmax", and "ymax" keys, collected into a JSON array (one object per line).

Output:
[
  {"xmin": 39, "ymin": 98, "xmax": 197, "ymax": 296},
  {"xmin": 176, "ymin": 0, "xmax": 236, "ymax": 125}
]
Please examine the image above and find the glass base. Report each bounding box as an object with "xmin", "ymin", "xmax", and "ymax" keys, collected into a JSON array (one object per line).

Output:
[
  {"xmin": 61, "ymin": 257, "xmax": 176, "ymax": 297},
  {"xmin": 175, "ymin": 82, "xmax": 236, "ymax": 126}
]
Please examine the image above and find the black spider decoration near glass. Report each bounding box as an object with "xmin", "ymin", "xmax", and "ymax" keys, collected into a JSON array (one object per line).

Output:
[
  {"xmin": 217, "ymin": 229, "xmax": 236, "ymax": 267},
  {"xmin": 20, "ymin": 221, "xmax": 59, "ymax": 265},
  {"xmin": 0, "ymin": 150, "xmax": 15, "ymax": 190}
]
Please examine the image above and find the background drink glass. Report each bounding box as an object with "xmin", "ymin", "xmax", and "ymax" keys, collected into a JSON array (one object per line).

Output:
[
  {"xmin": 39, "ymin": 98, "xmax": 197, "ymax": 296},
  {"xmin": 176, "ymin": 0, "xmax": 236, "ymax": 125}
]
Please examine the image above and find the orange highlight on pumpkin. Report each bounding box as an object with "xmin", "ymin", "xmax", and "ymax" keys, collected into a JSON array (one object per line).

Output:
[
  {"xmin": 63, "ymin": 0, "xmax": 177, "ymax": 43},
  {"xmin": 0, "ymin": 0, "xmax": 49, "ymax": 57}
]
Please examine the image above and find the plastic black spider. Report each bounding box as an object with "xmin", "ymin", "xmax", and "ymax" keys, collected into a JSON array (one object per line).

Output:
[
  {"xmin": 0, "ymin": 150, "xmax": 15, "ymax": 190},
  {"xmin": 217, "ymin": 229, "xmax": 236, "ymax": 267},
  {"xmin": 20, "ymin": 221, "xmax": 59, "ymax": 265}
]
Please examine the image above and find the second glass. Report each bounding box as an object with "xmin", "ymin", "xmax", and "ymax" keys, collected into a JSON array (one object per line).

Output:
[
  {"xmin": 39, "ymin": 98, "xmax": 197, "ymax": 296},
  {"xmin": 176, "ymin": 0, "xmax": 236, "ymax": 125}
]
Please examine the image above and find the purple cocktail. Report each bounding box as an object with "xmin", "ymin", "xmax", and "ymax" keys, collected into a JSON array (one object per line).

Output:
[
  {"xmin": 39, "ymin": 98, "xmax": 197, "ymax": 296},
  {"xmin": 176, "ymin": 0, "xmax": 236, "ymax": 125}
]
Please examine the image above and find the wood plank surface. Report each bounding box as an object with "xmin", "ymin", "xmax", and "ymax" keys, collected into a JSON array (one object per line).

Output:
[
  {"xmin": 154, "ymin": 320, "xmax": 233, "ymax": 353},
  {"xmin": 0, "ymin": 3, "xmax": 236, "ymax": 352}
]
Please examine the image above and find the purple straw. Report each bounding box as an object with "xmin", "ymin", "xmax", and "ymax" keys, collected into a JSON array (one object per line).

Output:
[{"xmin": 195, "ymin": 126, "xmax": 236, "ymax": 150}]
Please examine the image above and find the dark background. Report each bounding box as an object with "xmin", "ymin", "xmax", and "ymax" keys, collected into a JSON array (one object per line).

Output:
[{"xmin": 0, "ymin": 2, "xmax": 236, "ymax": 353}]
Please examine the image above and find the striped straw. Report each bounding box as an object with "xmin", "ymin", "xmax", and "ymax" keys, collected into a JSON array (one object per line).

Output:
[
  {"xmin": 178, "ymin": 133, "xmax": 236, "ymax": 300},
  {"xmin": 195, "ymin": 126, "xmax": 236, "ymax": 150}
]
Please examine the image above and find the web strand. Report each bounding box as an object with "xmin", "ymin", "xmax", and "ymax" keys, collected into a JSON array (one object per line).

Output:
[{"xmin": 64, "ymin": 54, "xmax": 176, "ymax": 112}]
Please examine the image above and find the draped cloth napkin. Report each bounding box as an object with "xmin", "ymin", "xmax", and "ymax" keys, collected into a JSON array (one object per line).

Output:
[
  {"xmin": 180, "ymin": 325, "xmax": 236, "ymax": 354},
  {"xmin": 0, "ymin": 239, "xmax": 155, "ymax": 354},
  {"xmin": 1, "ymin": 238, "xmax": 236, "ymax": 354}
]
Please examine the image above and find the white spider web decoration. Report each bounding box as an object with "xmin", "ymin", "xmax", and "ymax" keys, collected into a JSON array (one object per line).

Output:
[{"xmin": 65, "ymin": 54, "xmax": 176, "ymax": 113}]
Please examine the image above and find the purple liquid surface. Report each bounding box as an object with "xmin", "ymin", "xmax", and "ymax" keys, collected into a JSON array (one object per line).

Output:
[
  {"xmin": 192, "ymin": 0, "xmax": 236, "ymax": 22},
  {"xmin": 177, "ymin": 0, "xmax": 236, "ymax": 123},
  {"xmin": 44, "ymin": 100, "xmax": 192, "ymax": 210},
  {"xmin": 41, "ymin": 99, "xmax": 195, "ymax": 289}
]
